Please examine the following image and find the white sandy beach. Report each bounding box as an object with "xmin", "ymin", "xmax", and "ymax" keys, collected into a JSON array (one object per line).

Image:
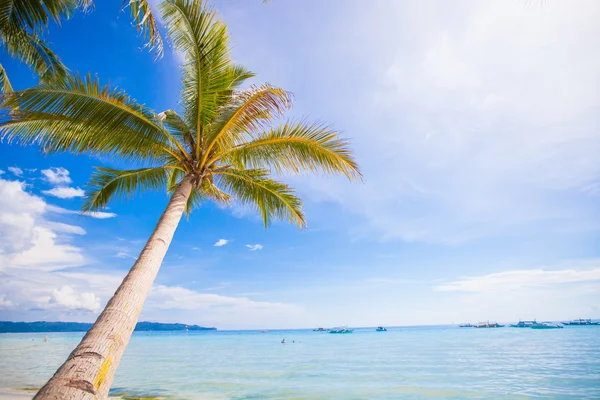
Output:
[
  {"xmin": 0, "ymin": 388, "xmax": 122, "ymax": 399},
  {"xmin": 0, "ymin": 388, "xmax": 33, "ymax": 399}
]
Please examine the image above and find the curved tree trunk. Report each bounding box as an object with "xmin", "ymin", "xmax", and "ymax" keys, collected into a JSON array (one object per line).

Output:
[{"xmin": 34, "ymin": 176, "xmax": 194, "ymax": 400}]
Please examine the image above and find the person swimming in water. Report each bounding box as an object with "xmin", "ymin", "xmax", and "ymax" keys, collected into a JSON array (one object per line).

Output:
[{"xmin": 281, "ymin": 338, "xmax": 286, "ymax": 343}]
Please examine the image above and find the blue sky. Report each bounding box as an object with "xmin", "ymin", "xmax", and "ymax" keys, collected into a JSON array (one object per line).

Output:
[{"xmin": 1, "ymin": 0, "xmax": 599, "ymax": 329}]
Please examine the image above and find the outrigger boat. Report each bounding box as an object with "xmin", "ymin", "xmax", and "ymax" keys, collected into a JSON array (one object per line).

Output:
[
  {"xmin": 476, "ymin": 321, "xmax": 504, "ymax": 328},
  {"xmin": 510, "ymin": 320, "xmax": 540, "ymax": 328},
  {"xmin": 562, "ymin": 318, "xmax": 599, "ymax": 326},
  {"xmin": 329, "ymin": 327, "xmax": 354, "ymax": 334},
  {"xmin": 531, "ymin": 322, "xmax": 563, "ymax": 329},
  {"xmin": 375, "ymin": 326, "xmax": 387, "ymax": 332}
]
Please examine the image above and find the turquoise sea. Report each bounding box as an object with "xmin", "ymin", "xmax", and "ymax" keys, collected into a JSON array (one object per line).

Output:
[{"xmin": 1, "ymin": 326, "xmax": 599, "ymax": 399}]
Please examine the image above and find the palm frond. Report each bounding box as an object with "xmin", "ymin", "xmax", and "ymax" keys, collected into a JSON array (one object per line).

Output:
[
  {"xmin": 158, "ymin": 109, "xmax": 194, "ymax": 152},
  {"xmin": 0, "ymin": 0, "xmax": 77, "ymax": 31},
  {"xmin": 83, "ymin": 166, "xmax": 170, "ymax": 211},
  {"xmin": 166, "ymin": 167, "xmax": 185, "ymax": 193},
  {"xmin": 202, "ymin": 84, "xmax": 292, "ymax": 167},
  {"xmin": 219, "ymin": 121, "xmax": 362, "ymax": 180},
  {"xmin": 0, "ymin": 73, "xmax": 180, "ymax": 162},
  {"xmin": 159, "ymin": 0, "xmax": 253, "ymax": 156},
  {"xmin": 0, "ymin": 63, "xmax": 13, "ymax": 93},
  {"xmin": 216, "ymin": 168, "xmax": 305, "ymax": 228},
  {"xmin": 123, "ymin": 0, "xmax": 164, "ymax": 59},
  {"xmin": 184, "ymin": 180, "xmax": 230, "ymax": 215},
  {"xmin": 1, "ymin": 28, "xmax": 69, "ymax": 81}
]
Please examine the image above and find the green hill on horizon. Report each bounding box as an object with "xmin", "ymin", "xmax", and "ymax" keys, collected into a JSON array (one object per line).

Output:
[{"xmin": 0, "ymin": 321, "xmax": 216, "ymax": 333}]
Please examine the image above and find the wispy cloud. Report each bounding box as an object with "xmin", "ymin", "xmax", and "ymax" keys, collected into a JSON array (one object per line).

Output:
[
  {"xmin": 214, "ymin": 239, "xmax": 229, "ymax": 247},
  {"xmin": 114, "ymin": 251, "xmax": 137, "ymax": 260},
  {"xmin": 42, "ymin": 187, "xmax": 85, "ymax": 199},
  {"xmin": 41, "ymin": 167, "xmax": 72, "ymax": 185},
  {"xmin": 436, "ymin": 266, "xmax": 600, "ymax": 292},
  {"xmin": 46, "ymin": 205, "xmax": 116, "ymax": 219},
  {"xmin": 44, "ymin": 222, "xmax": 86, "ymax": 235},
  {"xmin": 246, "ymin": 244, "xmax": 263, "ymax": 251},
  {"xmin": 7, "ymin": 167, "xmax": 23, "ymax": 177}
]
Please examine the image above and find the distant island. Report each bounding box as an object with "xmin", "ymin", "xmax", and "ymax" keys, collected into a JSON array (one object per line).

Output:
[{"xmin": 0, "ymin": 321, "xmax": 216, "ymax": 333}]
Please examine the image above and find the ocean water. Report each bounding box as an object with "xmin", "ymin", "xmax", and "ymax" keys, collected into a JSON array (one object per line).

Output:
[{"xmin": 1, "ymin": 326, "xmax": 599, "ymax": 399}]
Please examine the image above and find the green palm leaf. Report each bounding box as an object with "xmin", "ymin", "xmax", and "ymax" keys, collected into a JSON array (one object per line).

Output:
[
  {"xmin": 0, "ymin": 62, "xmax": 13, "ymax": 93},
  {"xmin": 159, "ymin": 109, "xmax": 195, "ymax": 153},
  {"xmin": 216, "ymin": 168, "xmax": 305, "ymax": 228},
  {"xmin": 159, "ymin": 0, "xmax": 254, "ymax": 157},
  {"xmin": 1, "ymin": 26, "xmax": 69, "ymax": 81},
  {"xmin": 184, "ymin": 179, "xmax": 231, "ymax": 215},
  {"xmin": 123, "ymin": 0, "xmax": 164, "ymax": 59},
  {"xmin": 0, "ymin": 73, "xmax": 179, "ymax": 162},
  {"xmin": 219, "ymin": 120, "xmax": 362, "ymax": 179},
  {"xmin": 83, "ymin": 166, "xmax": 170, "ymax": 211},
  {"xmin": 202, "ymin": 84, "xmax": 292, "ymax": 165}
]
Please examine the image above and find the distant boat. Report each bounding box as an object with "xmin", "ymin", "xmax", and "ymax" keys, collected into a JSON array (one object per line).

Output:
[
  {"xmin": 312, "ymin": 327, "xmax": 326, "ymax": 332},
  {"xmin": 476, "ymin": 321, "xmax": 504, "ymax": 328},
  {"xmin": 329, "ymin": 327, "xmax": 354, "ymax": 334},
  {"xmin": 531, "ymin": 322, "xmax": 563, "ymax": 330},
  {"xmin": 510, "ymin": 320, "xmax": 540, "ymax": 328},
  {"xmin": 375, "ymin": 326, "xmax": 387, "ymax": 332},
  {"xmin": 458, "ymin": 323, "xmax": 475, "ymax": 328},
  {"xmin": 562, "ymin": 318, "xmax": 599, "ymax": 326}
]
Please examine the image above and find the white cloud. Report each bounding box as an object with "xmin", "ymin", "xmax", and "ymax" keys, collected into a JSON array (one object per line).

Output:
[
  {"xmin": 0, "ymin": 294, "xmax": 13, "ymax": 309},
  {"xmin": 44, "ymin": 221, "xmax": 86, "ymax": 235},
  {"xmin": 144, "ymin": 284, "xmax": 305, "ymax": 329},
  {"xmin": 0, "ymin": 170, "xmax": 4, "ymax": 175},
  {"xmin": 214, "ymin": 239, "xmax": 229, "ymax": 247},
  {"xmin": 82, "ymin": 211, "xmax": 117, "ymax": 219},
  {"xmin": 289, "ymin": 1, "xmax": 600, "ymax": 243},
  {"xmin": 114, "ymin": 251, "xmax": 136, "ymax": 260},
  {"xmin": 41, "ymin": 167, "xmax": 72, "ymax": 185},
  {"xmin": 7, "ymin": 167, "xmax": 23, "ymax": 177},
  {"xmin": 0, "ymin": 178, "xmax": 86, "ymax": 273},
  {"xmin": 46, "ymin": 205, "xmax": 117, "ymax": 219},
  {"xmin": 245, "ymin": 244, "xmax": 263, "ymax": 251},
  {"xmin": 50, "ymin": 285, "xmax": 101, "ymax": 312},
  {"xmin": 436, "ymin": 267, "xmax": 600, "ymax": 293},
  {"xmin": 9, "ymin": 226, "xmax": 86, "ymax": 271},
  {"xmin": 42, "ymin": 187, "xmax": 85, "ymax": 199},
  {"xmin": 0, "ymin": 266, "xmax": 304, "ymax": 328}
]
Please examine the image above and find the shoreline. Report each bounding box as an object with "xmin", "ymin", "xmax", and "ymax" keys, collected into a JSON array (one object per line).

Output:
[{"xmin": 0, "ymin": 388, "xmax": 123, "ymax": 400}]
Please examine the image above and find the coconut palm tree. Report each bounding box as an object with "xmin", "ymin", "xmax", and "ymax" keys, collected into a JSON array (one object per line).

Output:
[
  {"xmin": 0, "ymin": 0, "xmax": 161, "ymax": 93},
  {"xmin": 0, "ymin": 0, "xmax": 360, "ymax": 398}
]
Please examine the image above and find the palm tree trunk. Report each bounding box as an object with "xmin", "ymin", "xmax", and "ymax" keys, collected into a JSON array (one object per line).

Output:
[{"xmin": 34, "ymin": 176, "xmax": 194, "ymax": 400}]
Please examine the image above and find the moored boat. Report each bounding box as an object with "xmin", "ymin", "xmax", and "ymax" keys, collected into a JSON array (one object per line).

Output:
[
  {"xmin": 312, "ymin": 327, "xmax": 326, "ymax": 332},
  {"xmin": 531, "ymin": 322, "xmax": 563, "ymax": 329},
  {"xmin": 458, "ymin": 323, "xmax": 474, "ymax": 328},
  {"xmin": 476, "ymin": 321, "xmax": 504, "ymax": 328},
  {"xmin": 562, "ymin": 318, "xmax": 599, "ymax": 326},
  {"xmin": 510, "ymin": 320, "xmax": 540, "ymax": 328},
  {"xmin": 375, "ymin": 326, "xmax": 387, "ymax": 332},
  {"xmin": 329, "ymin": 327, "xmax": 354, "ymax": 334}
]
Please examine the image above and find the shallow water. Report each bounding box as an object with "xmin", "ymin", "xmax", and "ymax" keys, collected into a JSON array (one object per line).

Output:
[{"xmin": 1, "ymin": 326, "xmax": 599, "ymax": 399}]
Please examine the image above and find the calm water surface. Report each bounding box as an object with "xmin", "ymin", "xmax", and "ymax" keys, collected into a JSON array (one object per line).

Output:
[{"xmin": 1, "ymin": 326, "xmax": 599, "ymax": 399}]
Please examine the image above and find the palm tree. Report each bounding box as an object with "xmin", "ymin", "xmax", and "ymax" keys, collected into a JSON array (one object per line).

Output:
[
  {"xmin": 0, "ymin": 0, "xmax": 360, "ymax": 398},
  {"xmin": 0, "ymin": 0, "xmax": 161, "ymax": 93}
]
